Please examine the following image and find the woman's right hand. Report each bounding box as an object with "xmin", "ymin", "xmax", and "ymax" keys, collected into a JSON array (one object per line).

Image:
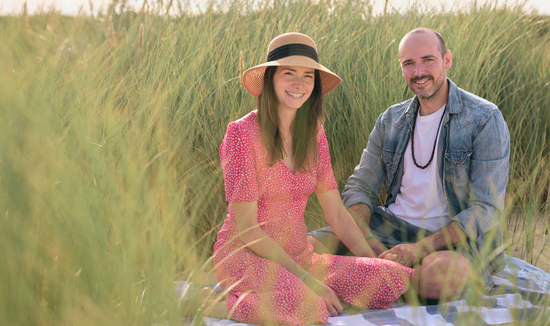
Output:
[
  {"xmin": 304, "ymin": 275, "xmax": 343, "ymax": 317},
  {"xmin": 366, "ymin": 236, "xmax": 388, "ymax": 257}
]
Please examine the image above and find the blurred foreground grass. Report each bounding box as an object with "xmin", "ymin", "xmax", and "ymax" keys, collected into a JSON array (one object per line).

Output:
[{"xmin": 1, "ymin": 0, "xmax": 549, "ymax": 324}]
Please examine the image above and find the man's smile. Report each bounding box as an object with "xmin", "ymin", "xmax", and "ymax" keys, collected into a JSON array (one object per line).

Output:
[{"xmin": 411, "ymin": 75, "xmax": 433, "ymax": 87}]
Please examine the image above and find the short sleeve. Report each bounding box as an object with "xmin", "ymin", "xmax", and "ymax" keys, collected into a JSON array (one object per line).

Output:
[
  {"xmin": 315, "ymin": 125, "xmax": 338, "ymax": 193},
  {"xmin": 220, "ymin": 121, "xmax": 259, "ymax": 202}
]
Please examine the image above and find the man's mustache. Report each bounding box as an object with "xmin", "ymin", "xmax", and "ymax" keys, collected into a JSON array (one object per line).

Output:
[{"xmin": 410, "ymin": 75, "xmax": 434, "ymax": 83}]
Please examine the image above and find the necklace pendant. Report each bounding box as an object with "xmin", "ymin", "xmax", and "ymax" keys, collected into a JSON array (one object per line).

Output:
[{"xmin": 284, "ymin": 138, "xmax": 288, "ymax": 143}]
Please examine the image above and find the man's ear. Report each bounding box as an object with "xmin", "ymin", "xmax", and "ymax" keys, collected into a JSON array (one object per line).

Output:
[{"xmin": 444, "ymin": 50, "xmax": 452, "ymax": 70}]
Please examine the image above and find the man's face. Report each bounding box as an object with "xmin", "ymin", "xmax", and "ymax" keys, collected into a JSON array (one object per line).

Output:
[{"xmin": 398, "ymin": 32, "xmax": 452, "ymax": 101}]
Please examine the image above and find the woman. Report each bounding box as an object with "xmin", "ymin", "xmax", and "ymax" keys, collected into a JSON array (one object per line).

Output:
[{"xmin": 209, "ymin": 33, "xmax": 415, "ymax": 325}]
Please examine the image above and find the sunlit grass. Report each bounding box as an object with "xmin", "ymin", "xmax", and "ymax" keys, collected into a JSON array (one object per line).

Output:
[{"xmin": 1, "ymin": 0, "xmax": 549, "ymax": 324}]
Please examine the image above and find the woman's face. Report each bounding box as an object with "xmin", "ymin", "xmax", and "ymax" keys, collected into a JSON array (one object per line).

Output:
[{"xmin": 272, "ymin": 66, "xmax": 315, "ymax": 112}]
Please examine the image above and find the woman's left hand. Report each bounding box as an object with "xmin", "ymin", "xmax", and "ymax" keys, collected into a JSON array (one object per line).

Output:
[{"xmin": 305, "ymin": 275, "xmax": 343, "ymax": 317}]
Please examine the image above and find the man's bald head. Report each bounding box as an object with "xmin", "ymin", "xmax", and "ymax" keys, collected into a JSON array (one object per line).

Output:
[{"xmin": 400, "ymin": 28, "xmax": 447, "ymax": 57}]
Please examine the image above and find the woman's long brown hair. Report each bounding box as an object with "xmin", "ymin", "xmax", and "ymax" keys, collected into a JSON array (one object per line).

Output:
[{"xmin": 256, "ymin": 66, "xmax": 323, "ymax": 171}]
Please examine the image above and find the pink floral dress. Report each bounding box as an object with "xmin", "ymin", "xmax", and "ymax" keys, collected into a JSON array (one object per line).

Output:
[{"xmin": 213, "ymin": 111, "xmax": 415, "ymax": 325}]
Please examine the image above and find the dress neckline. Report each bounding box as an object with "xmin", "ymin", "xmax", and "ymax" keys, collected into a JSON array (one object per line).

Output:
[{"xmin": 280, "ymin": 160, "xmax": 296, "ymax": 176}]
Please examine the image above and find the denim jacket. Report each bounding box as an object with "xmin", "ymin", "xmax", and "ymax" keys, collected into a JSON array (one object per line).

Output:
[{"xmin": 342, "ymin": 79, "xmax": 510, "ymax": 279}]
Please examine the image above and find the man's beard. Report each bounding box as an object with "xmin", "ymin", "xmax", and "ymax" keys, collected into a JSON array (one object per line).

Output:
[{"xmin": 410, "ymin": 73, "xmax": 444, "ymax": 100}]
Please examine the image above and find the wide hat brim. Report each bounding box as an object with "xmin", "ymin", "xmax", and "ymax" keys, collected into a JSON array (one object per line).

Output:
[{"xmin": 242, "ymin": 33, "xmax": 341, "ymax": 97}]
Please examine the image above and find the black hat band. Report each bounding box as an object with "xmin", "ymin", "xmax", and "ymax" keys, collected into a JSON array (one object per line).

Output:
[{"xmin": 266, "ymin": 43, "xmax": 319, "ymax": 62}]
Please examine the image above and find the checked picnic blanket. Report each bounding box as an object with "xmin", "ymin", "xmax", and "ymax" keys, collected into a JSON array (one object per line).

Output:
[{"xmin": 179, "ymin": 256, "xmax": 550, "ymax": 325}]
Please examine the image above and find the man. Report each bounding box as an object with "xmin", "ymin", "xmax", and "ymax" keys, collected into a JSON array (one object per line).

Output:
[{"xmin": 309, "ymin": 27, "xmax": 510, "ymax": 301}]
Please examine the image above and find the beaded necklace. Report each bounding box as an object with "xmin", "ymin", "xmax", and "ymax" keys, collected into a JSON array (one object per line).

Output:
[{"xmin": 411, "ymin": 107, "xmax": 446, "ymax": 169}]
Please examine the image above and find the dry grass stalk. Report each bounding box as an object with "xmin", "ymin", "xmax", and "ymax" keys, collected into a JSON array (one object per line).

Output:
[
  {"xmin": 139, "ymin": 23, "xmax": 144, "ymax": 51},
  {"xmin": 166, "ymin": 0, "xmax": 173, "ymax": 16},
  {"xmin": 109, "ymin": 15, "xmax": 117, "ymax": 47},
  {"xmin": 23, "ymin": 2, "xmax": 29, "ymax": 29},
  {"xmin": 141, "ymin": 0, "xmax": 148, "ymax": 14},
  {"xmin": 240, "ymin": 50, "xmax": 244, "ymax": 87},
  {"xmin": 88, "ymin": 0, "xmax": 94, "ymax": 18}
]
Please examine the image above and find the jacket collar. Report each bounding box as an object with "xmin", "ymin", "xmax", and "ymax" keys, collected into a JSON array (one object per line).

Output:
[{"xmin": 404, "ymin": 78, "xmax": 461, "ymax": 124}]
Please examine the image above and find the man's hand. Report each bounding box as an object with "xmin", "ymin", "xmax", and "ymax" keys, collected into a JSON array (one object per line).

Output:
[
  {"xmin": 379, "ymin": 221, "xmax": 468, "ymax": 267},
  {"xmin": 379, "ymin": 243, "xmax": 427, "ymax": 268}
]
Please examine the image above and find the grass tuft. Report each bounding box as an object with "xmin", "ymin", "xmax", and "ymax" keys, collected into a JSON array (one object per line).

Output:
[{"xmin": 1, "ymin": 0, "xmax": 549, "ymax": 324}]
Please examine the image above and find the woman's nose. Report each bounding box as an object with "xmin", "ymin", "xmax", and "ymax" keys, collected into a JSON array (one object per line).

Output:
[{"xmin": 292, "ymin": 78, "xmax": 304, "ymax": 88}]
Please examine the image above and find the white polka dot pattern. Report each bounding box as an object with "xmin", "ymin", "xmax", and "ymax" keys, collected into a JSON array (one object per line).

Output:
[{"xmin": 214, "ymin": 112, "xmax": 415, "ymax": 325}]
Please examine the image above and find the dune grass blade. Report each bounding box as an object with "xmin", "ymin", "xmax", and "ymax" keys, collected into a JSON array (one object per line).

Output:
[{"xmin": 1, "ymin": 0, "xmax": 549, "ymax": 324}]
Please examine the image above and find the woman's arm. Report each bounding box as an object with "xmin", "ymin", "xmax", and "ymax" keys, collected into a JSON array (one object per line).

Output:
[
  {"xmin": 347, "ymin": 204, "xmax": 388, "ymax": 256},
  {"xmin": 232, "ymin": 201, "xmax": 343, "ymax": 316},
  {"xmin": 316, "ymin": 189, "xmax": 377, "ymax": 258}
]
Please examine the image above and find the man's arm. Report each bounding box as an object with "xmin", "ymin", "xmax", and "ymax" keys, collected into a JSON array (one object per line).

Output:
[
  {"xmin": 450, "ymin": 111, "xmax": 510, "ymax": 241},
  {"xmin": 381, "ymin": 110, "xmax": 510, "ymax": 267},
  {"xmin": 379, "ymin": 221, "xmax": 467, "ymax": 267},
  {"xmin": 342, "ymin": 114, "xmax": 387, "ymax": 215}
]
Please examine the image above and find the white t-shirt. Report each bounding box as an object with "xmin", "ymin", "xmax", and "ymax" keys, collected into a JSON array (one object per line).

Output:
[{"xmin": 388, "ymin": 105, "xmax": 451, "ymax": 232}]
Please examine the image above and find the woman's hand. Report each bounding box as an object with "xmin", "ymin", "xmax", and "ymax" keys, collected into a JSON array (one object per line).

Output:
[
  {"xmin": 366, "ymin": 236, "xmax": 388, "ymax": 257},
  {"xmin": 379, "ymin": 242, "xmax": 429, "ymax": 268},
  {"xmin": 304, "ymin": 275, "xmax": 343, "ymax": 317}
]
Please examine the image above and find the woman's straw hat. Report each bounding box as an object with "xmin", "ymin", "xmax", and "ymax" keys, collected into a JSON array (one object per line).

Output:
[{"xmin": 242, "ymin": 33, "xmax": 342, "ymax": 97}]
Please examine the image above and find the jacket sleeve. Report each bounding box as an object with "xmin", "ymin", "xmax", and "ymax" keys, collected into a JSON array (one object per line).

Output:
[
  {"xmin": 342, "ymin": 113, "xmax": 388, "ymax": 212},
  {"xmin": 451, "ymin": 111, "xmax": 510, "ymax": 241}
]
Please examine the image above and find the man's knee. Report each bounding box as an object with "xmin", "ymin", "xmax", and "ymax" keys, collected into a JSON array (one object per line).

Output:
[
  {"xmin": 307, "ymin": 227, "xmax": 343, "ymax": 255},
  {"xmin": 307, "ymin": 235, "xmax": 334, "ymax": 255},
  {"xmin": 417, "ymin": 251, "xmax": 473, "ymax": 300}
]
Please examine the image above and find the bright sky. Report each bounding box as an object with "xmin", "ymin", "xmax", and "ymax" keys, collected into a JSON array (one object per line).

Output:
[{"xmin": 1, "ymin": 0, "xmax": 549, "ymax": 16}]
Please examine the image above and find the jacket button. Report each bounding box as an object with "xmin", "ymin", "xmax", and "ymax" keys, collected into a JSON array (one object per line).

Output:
[
  {"xmin": 457, "ymin": 161, "xmax": 460, "ymax": 164},
  {"xmin": 386, "ymin": 161, "xmax": 391, "ymax": 164}
]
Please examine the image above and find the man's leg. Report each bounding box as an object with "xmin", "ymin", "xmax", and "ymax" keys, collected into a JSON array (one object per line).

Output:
[
  {"xmin": 308, "ymin": 235, "xmax": 334, "ymax": 254},
  {"xmin": 415, "ymin": 250, "xmax": 474, "ymax": 301},
  {"xmin": 308, "ymin": 205, "xmax": 401, "ymax": 256},
  {"xmin": 307, "ymin": 226, "xmax": 345, "ymax": 255},
  {"xmin": 308, "ymin": 206, "xmax": 478, "ymax": 300}
]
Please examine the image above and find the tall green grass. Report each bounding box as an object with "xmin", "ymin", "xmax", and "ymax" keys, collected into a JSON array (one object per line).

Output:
[{"xmin": 1, "ymin": 0, "xmax": 549, "ymax": 324}]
